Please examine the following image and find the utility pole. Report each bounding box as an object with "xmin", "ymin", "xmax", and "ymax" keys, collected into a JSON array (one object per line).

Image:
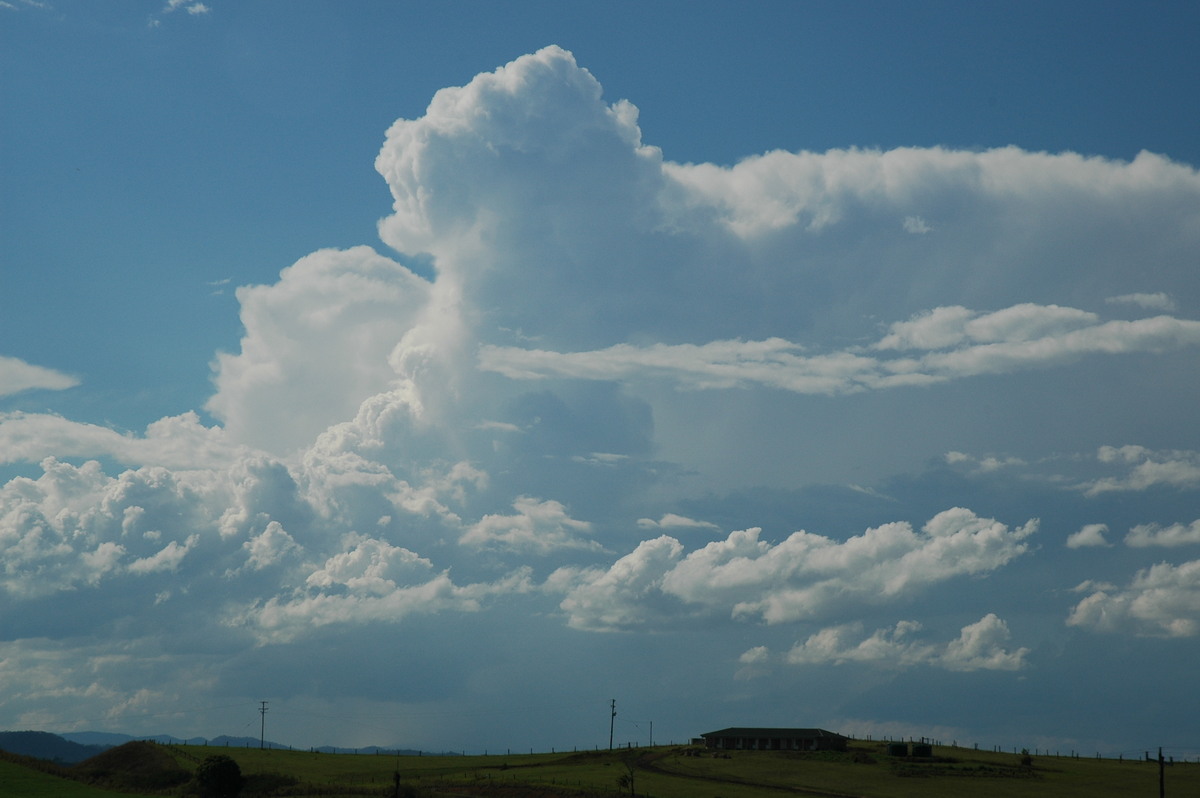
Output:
[
  {"xmin": 1159, "ymin": 746, "xmax": 1165, "ymax": 798},
  {"xmin": 259, "ymin": 701, "xmax": 269, "ymax": 750},
  {"xmin": 609, "ymin": 700, "xmax": 616, "ymax": 750}
]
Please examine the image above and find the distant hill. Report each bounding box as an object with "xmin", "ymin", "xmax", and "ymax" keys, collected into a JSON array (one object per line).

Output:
[
  {"xmin": 312, "ymin": 744, "xmax": 449, "ymax": 755},
  {"xmin": 0, "ymin": 730, "xmax": 107, "ymax": 763},
  {"xmin": 64, "ymin": 731, "xmax": 211, "ymax": 746},
  {"xmin": 4, "ymin": 728, "xmax": 455, "ymax": 761},
  {"xmin": 59, "ymin": 731, "xmax": 134, "ymax": 747}
]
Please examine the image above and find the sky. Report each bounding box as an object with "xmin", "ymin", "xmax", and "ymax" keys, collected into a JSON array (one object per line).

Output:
[{"xmin": 2, "ymin": 0, "xmax": 1200, "ymax": 758}]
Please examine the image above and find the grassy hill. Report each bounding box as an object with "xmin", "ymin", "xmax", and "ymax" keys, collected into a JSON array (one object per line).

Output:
[{"xmin": 2, "ymin": 738, "xmax": 1197, "ymax": 797}]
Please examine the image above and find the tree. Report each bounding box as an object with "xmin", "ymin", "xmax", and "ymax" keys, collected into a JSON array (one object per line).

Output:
[{"xmin": 194, "ymin": 754, "xmax": 243, "ymax": 798}]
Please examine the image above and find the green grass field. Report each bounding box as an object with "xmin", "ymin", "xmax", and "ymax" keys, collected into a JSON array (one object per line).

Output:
[
  {"xmin": 3, "ymin": 740, "xmax": 1197, "ymax": 797},
  {"xmin": 0, "ymin": 756, "xmax": 140, "ymax": 798}
]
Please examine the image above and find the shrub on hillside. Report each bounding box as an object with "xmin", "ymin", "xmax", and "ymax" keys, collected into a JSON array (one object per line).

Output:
[{"xmin": 194, "ymin": 754, "xmax": 244, "ymax": 798}]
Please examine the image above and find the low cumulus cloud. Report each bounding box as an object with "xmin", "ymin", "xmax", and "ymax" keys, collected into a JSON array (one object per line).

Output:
[
  {"xmin": 0, "ymin": 412, "xmax": 244, "ymax": 470},
  {"xmin": 1082, "ymin": 445, "xmax": 1200, "ymax": 495},
  {"xmin": 781, "ymin": 613, "xmax": 1028, "ymax": 672},
  {"xmin": 1068, "ymin": 560, "xmax": 1200, "ymax": 637},
  {"xmin": 550, "ymin": 508, "xmax": 1035, "ymax": 631},
  {"xmin": 1066, "ymin": 524, "xmax": 1112, "ymax": 549},
  {"xmin": 461, "ymin": 496, "xmax": 600, "ymax": 553},
  {"xmin": 1106, "ymin": 292, "xmax": 1176, "ymax": 312},
  {"xmin": 150, "ymin": 0, "xmax": 209, "ymax": 26},
  {"xmin": 1124, "ymin": 520, "xmax": 1200, "ymax": 548},
  {"xmin": 945, "ymin": 444, "xmax": 1200, "ymax": 501},
  {"xmin": 636, "ymin": 513, "xmax": 719, "ymax": 531}
]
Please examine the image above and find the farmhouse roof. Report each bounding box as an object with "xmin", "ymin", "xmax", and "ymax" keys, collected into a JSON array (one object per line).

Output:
[{"xmin": 701, "ymin": 727, "xmax": 847, "ymax": 739}]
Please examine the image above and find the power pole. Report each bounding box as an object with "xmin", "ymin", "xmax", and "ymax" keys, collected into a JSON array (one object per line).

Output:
[
  {"xmin": 609, "ymin": 700, "xmax": 616, "ymax": 750},
  {"xmin": 1159, "ymin": 746, "xmax": 1165, "ymax": 798},
  {"xmin": 259, "ymin": 701, "xmax": 269, "ymax": 750}
]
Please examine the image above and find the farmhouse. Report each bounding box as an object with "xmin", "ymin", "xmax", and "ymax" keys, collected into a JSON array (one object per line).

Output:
[{"xmin": 700, "ymin": 727, "xmax": 849, "ymax": 752}]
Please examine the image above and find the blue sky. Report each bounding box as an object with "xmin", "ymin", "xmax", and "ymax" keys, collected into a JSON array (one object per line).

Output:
[{"xmin": 3, "ymin": 1, "xmax": 1200, "ymax": 757}]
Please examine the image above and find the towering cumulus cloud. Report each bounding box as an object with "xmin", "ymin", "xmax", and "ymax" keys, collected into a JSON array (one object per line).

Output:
[{"xmin": 1, "ymin": 46, "xmax": 1199, "ymax": 749}]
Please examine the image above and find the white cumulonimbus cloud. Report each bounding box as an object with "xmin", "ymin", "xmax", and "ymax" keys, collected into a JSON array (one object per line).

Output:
[{"xmin": 0, "ymin": 44, "xmax": 1198, "ymax": 737}]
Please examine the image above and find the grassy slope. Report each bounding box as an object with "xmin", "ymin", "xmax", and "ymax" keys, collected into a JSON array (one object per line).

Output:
[
  {"xmin": 0, "ymin": 757, "xmax": 138, "ymax": 798},
  {"xmin": 177, "ymin": 741, "xmax": 1200, "ymax": 798}
]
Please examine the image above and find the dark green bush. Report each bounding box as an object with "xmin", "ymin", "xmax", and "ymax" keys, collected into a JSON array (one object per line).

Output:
[{"xmin": 195, "ymin": 754, "xmax": 244, "ymax": 798}]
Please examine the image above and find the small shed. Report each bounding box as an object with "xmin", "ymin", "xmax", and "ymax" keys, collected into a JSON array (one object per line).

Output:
[{"xmin": 700, "ymin": 727, "xmax": 849, "ymax": 752}]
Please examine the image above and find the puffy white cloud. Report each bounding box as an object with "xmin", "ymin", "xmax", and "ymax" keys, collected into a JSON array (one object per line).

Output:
[
  {"xmin": 1067, "ymin": 524, "xmax": 1112, "ymax": 548},
  {"xmin": 1107, "ymin": 292, "xmax": 1176, "ymax": 312},
  {"xmin": 1068, "ymin": 560, "xmax": 1200, "ymax": 637},
  {"xmin": 160, "ymin": 0, "xmax": 209, "ymax": 16},
  {"xmin": 786, "ymin": 620, "xmax": 934, "ymax": 667},
  {"xmin": 903, "ymin": 215, "xmax": 932, "ymax": 234},
  {"xmin": 0, "ymin": 411, "xmax": 245, "ymax": 470},
  {"xmin": 1083, "ymin": 446, "xmax": 1200, "ymax": 495},
  {"xmin": 782, "ymin": 614, "xmax": 1026, "ymax": 672},
  {"xmin": 239, "ymin": 565, "xmax": 534, "ymax": 644},
  {"xmin": 0, "ymin": 458, "xmax": 218, "ymax": 598},
  {"xmin": 876, "ymin": 304, "xmax": 1100, "ymax": 351},
  {"xmin": 461, "ymin": 496, "xmax": 599, "ymax": 553},
  {"xmin": 305, "ymin": 536, "xmax": 435, "ymax": 595},
  {"xmin": 1125, "ymin": 520, "xmax": 1200, "ymax": 548},
  {"xmin": 552, "ymin": 509, "xmax": 1034, "ymax": 630},
  {"xmin": 207, "ymin": 246, "xmax": 433, "ymax": 454},
  {"xmin": 739, "ymin": 645, "xmax": 770, "ymax": 664},
  {"xmin": 127, "ymin": 535, "xmax": 197, "ymax": 574},
  {"xmin": 943, "ymin": 451, "xmax": 1027, "ymax": 474},
  {"xmin": 551, "ymin": 535, "xmax": 684, "ymax": 632},
  {"xmin": 738, "ymin": 509, "xmax": 1035, "ymax": 625},
  {"xmin": 241, "ymin": 521, "xmax": 301, "ymax": 570},
  {"xmin": 636, "ymin": 513, "xmax": 719, "ymax": 531},
  {"xmin": 940, "ymin": 614, "xmax": 1029, "ymax": 671},
  {"xmin": 0, "ymin": 356, "xmax": 78, "ymax": 397}
]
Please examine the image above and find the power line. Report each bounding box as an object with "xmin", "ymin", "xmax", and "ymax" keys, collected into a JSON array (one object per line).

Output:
[{"xmin": 620, "ymin": 716, "xmax": 653, "ymax": 747}]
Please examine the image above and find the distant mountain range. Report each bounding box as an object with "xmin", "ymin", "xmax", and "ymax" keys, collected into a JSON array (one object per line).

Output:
[
  {"xmin": 0, "ymin": 731, "xmax": 108, "ymax": 763},
  {"xmin": 0, "ymin": 730, "xmax": 451, "ymax": 763}
]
